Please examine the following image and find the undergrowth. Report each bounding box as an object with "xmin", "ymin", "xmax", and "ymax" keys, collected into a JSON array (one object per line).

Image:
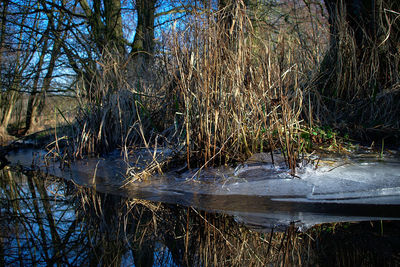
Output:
[{"xmin": 69, "ymin": 0, "xmax": 399, "ymax": 180}]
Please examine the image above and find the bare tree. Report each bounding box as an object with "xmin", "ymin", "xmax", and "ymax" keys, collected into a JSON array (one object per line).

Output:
[
  {"xmin": 0, "ymin": 0, "xmax": 42, "ymax": 139},
  {"xmin": 23, "ymin": 0, "xmax": 70, "ymax": 134}
]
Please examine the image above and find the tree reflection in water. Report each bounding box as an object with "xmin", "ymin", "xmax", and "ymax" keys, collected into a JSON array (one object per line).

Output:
[{"xmin": 1, "ymin": 168, "xmax": 399, "ymax": 266}]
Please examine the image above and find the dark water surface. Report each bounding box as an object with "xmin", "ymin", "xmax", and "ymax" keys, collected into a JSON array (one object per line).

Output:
[
  {"xmin": 3, "ymin": 148, "xmax": 400, "ymax": 265},
  {"xmin": 1, "ymin": 168, "xmax": 400, "ymax": 266},
  {"xmin": 6, "ymin": 148, "xmax": 400, "ymax": 230}
]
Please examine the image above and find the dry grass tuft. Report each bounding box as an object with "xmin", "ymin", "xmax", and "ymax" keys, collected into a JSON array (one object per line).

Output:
[
  {"xmin": 73, "ymin": 51, "xmax": 158, "ymax": 157},
  {"xmin": 167, "ymin": 1, "xmax": 312, "ymax": 172},
  {"xmin": 71, "ymin": 0, "xmax": 400, "ymax": 178},
  {"xmin": 71, "ymin": 1, "xmax": 329, "ymax": 176}
]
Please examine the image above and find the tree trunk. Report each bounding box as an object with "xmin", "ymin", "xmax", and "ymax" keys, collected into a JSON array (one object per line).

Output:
[
  {"xmin": 0, "ymin": 0, "xmax": 9, "ymax": 66},
  {"xmin": 34, "ymin": 27, "xmax": 65, "ymax": 120},
  {"xmin": 0, "ymin": 91, "xmax": 17, "ymax": 138},
  {"xmin": 24, "ymin": 37, "xmax": 49, "ymax": 135},
  {"xmin": 130, "ymin": 0, "xmax": 156, "ymax": 69},
  {"xmin": 79, "ymin": 0, "xmax": 125, "ymax": 55},
  {"xmin": 0, "ymin": 4, "xmax": 32, "ymax": 138},
  {"xmin": 320, "ymin": 0, "xmax": 400, "ymax": 99},
  {"xmin": 104, "ymin": 0, "xmax": 124, "ymax": 54},
  {"xmin": 24, "ymin": 1, "xmax": 68, "ymax": 134},
  {"xmin": 0, "ymin": 1, "xmax": 9, "ymax": 140}
]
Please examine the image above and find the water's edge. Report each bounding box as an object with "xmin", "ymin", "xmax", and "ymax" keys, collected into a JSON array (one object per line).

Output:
[{"xmin": 6, "ymin": 148, "xmax": 400, "ymax": 231}]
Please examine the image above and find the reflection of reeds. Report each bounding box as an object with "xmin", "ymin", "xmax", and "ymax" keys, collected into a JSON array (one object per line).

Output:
[
  {"xmin": 73, "ymin": 186, "xmax": 312, "ymax": 266},
  {"xmin": 1, "ymin": 169, "xmax": 399, "ymax": 266}
]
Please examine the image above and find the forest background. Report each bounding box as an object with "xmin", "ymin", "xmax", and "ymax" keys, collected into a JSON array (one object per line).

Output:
[{"xmin": 0, "ymin": 0, "xmax": 399, "ymax": 173}]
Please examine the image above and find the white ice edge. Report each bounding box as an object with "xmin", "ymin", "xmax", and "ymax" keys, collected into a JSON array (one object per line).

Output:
[
  {"xmin": 307, "ymin": 186, "xmax": 400, "ymax": 200},
  {"xmin": 270, "ymin": 196, "xmax": 400, "ymax": 204}
]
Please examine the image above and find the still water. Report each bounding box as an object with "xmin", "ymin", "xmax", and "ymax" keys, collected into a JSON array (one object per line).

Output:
[
  {"xmin": 2, "ymin": 147, "xmax": 400, "ymax": 266},
  {"xmin": 6, "ymin": 148, "xmax": 400, "ymax": 230},
  {"xmin": 0, "ymin": 168, "xmax": 304, "ymax": 266},
  {"xmin": 1, "ymin": 168, "xmax": 400, "ymax": 266}
]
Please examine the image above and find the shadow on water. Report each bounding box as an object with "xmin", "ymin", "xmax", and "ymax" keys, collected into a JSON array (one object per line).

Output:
[{"xmin": 1, "ymin": 168, "xmax": 400, "ymax": 266}]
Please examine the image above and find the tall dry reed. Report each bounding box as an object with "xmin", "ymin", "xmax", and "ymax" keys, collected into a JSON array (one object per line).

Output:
[
  {"xmin": 168, "ymin": 1, "xmax": 313, "ymax": 172},
  {"xmin": 73, "ymin": 51, "xmax": 159, "ymax": 157},
  {"xmin": 72, "ymin": 1, "xmax": 333, "ymax": 175}
]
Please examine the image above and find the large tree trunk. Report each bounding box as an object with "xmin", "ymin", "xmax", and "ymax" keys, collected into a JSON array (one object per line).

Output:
[
  {"xmin": 76, "ymin": 0, "xmax": 126, "ymax": 100},
  {"xmin": 130, "ymin": 0, "xmax": 156, "ymax": 71},
  {"xmin": 104, "ymin": 0, "xmax": 124, "ymax": 54},
  {"xmin": 79, "ymin": 0, "xmax": 125, "ymax": 55},
  {"xmin": 320, "ymin": 0, "xmax": 400, "ymax": 100}
]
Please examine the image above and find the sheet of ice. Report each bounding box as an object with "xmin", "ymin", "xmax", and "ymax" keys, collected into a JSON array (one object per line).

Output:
[
  {"xmin": 296, "ymin": 159, "xmax": 400, "ymax": 202},
  {"xmin": 7, "ymin": 150, "xmax": 400, "ymax": 203},
  {"xmin": 6, "ymin": 149, "xmax": 400, "ymax": 230},
  {"xmin": 186, "ymin": 156, "xmax": 400, "ymax": 204}
]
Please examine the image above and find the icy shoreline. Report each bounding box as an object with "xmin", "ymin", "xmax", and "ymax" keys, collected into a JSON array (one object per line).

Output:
[{"xmin": 6, "ymin": 148, "xmax": 400, "ymax": 230}]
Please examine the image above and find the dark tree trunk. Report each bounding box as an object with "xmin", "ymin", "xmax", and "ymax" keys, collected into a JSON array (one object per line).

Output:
[
  {"xmin": 104, "ymin": 0, "xmax": 124, "ymax": 54},
  {"xmin": 320, "ymin": 0, "xmax": 400, "ymax": 99},
  {"xmin": 79, "ymin": 0, "xmax": 125, "ymax": 55},
  {"xmin": 130, "ymin": 0, "xmax": 156, "ymax": 69},
  {"xmin": 24, "ymin": 38, "xmax": 48, "ymax": 135},
  {"xmin": 0, "ymin": 0, "xmax": 8, "ymax": 66}
]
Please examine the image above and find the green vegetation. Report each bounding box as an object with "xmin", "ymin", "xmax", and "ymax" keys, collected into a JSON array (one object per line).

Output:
[{"xmin": 0, "ymin": 0, "xmax": 399, "ymax": 177}]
